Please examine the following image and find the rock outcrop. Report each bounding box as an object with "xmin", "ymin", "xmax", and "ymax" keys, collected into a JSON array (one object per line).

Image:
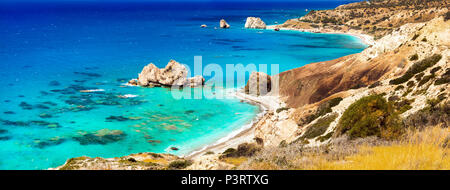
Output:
[
  {"xmin": 220, "ymin": 19, "xmax": 230, "ymax": 28},
  {"xmin": 130, "ymin": 60, "xmax": 205, "ymax": 88},
  {"xmin": 244, "ymin": 72, "xmax": 272, "ymax": 96},
  {"xmin": 245, "ymin": 17, "xmax": 266, "ymax": 29}
]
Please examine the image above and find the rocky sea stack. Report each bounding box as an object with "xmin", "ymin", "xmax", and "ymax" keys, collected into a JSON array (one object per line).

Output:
[
  {"xmin": 128, "ymin": 60, "xmax": 205, "ymax": 88},
  {"xmin": 220, "ymin": 19, "xmax": 230, "ymax": 28},
  {"xmin": 245, "ymin": 17, "xmax": 266, "ymax": 29},
  {"xmin": 244, "ymin": 72, "xmax": 272, "ymax": 96}
]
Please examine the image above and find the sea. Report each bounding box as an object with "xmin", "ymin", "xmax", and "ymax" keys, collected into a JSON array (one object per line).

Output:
[{"xmin": 0, "ymin": 1, "xmax": 366, "ymax": 169}]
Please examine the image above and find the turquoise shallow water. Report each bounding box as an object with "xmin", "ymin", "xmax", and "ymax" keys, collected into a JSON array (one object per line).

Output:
[{"xmin": 0, "ymin": 1, "xmax": 365, "ymax": 169}]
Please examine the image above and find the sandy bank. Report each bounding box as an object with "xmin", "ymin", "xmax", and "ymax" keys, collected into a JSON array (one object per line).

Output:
[{"xmin": 266, "ymin": 25, "xmax": 375, "ymax": 46}]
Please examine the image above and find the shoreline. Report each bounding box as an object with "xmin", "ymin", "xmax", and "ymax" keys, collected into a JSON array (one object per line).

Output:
[
  {"xmin": 266, "ymin": 25, "xmax": 375, "ymax": 46},
  {"xmin": 185, "ymin": 89, "xmax": 282, "ymax": 159}
]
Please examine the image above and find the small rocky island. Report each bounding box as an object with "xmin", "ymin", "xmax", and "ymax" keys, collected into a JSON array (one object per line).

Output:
[
  {"xmin": 244, "ymin": 17, "xmax": 266, "ymax": 29},
  {"xmin": 128, "ymin": 60, "xmax": 205, "ymax": 88}
]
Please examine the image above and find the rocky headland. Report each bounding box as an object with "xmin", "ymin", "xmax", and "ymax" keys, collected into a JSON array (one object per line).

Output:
[{"xmin": 56, "ymin": 0, "xmax": 449, "ymax": 170}]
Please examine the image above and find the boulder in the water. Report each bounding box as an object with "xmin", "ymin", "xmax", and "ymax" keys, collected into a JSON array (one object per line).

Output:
[{"xmin": 245, "ymin": 17, "xmax": 266, "ymax": 29}]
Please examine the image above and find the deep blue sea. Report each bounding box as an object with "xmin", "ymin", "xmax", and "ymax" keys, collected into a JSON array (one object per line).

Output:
[{"xmin": 0, "ymin": 1, "xmax": 365, "ymax": 169}]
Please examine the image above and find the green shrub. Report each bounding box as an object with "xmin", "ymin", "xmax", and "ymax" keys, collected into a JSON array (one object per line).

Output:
[
  {"xmin": 317, "ymin": 132, "xmax": 334, "ymax": 142},
  {"xmin": 404, "ymin": 101, "xmax": 449, "ymax": 129},
  {"xmin": 430, "ymin": 66, "xmax": 441, "ymax": 74},
  {"xmin": 304, "ymin": 97, "xmax": 343, "ymax": 124},
  {"xmin": 406, "ymin": 81, "xmax": 415, "ymax": 88},
  {"xmin": 336, "ymin": 95, "xmax": 403, "ymax": 140},
  {"xmin": 434, "ymin": 68, "xmax": 450, "ymax": 85},
  {"xmin": 168, "ymin": 160, "xmax": 192, "ymax": 169},
  {"xmin": 411, "ymin": 33, "xmax": 420, "ymax": 41},
  {"xmin": 395, "ymin": 85, "xmax": 405, "ymax": 91},
  {"xmin": 276, "ymin": 107, "xmax": 289, "ymax": 113},
  {"xmin": 389, "ymin": 54, "xmax": 442, "ymax": 85},
  {"xmin": 368, "ymin": 81, "xmax": 382, "ymax": 88},
  {"xmin": 302, "ymin": 113, "xmax": 338, "ymax": 139},
  {"xmin": 220, "ymin": 143, "xmax": 261, "ymax": 158}
]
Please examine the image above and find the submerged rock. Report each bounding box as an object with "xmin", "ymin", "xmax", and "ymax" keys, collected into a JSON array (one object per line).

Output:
[
  {"xmin": 220, "ymin": 19, "xmax": 230, "ymax": 28},
  {"xmin": 244, "ymin": 17, "xmax": 266, "ymax": 29},
  {"xmin": 0, "ymin": 136, "xmax": 11, "ymax": 141},
  {"xmin": 73, "ymin": 129, "xmax": 126, "ymax": 145},
  {"xmin": 132, "ymin": 60, "xmax": 205, "ymax": 88},
  {"xmin": 105, "ymin": 115, "xmax": 130, "ymax": 122},
  {"xmin": 244, "ymin": 72, "xmax": 272, "ymax": 96}
]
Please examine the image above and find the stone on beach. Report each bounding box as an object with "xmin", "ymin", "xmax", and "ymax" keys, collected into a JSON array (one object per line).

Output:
[
  {"xmin": 132, "ymin": 60, "xmax": 205, "ymax": 88},
  {"xmin": 220, "ymin": 19, "xmax": 230, "ymax": 28},
  {"xmin": 244, "ymin": 17, "xmax": 266, "ymax": 29}
]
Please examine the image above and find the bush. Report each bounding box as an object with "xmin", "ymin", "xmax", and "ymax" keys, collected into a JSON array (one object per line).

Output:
[
  {"xmin": 276, "ymin": 107, "xmax": 289, "ymax": 113},
  {"xmin": 430, "ymin": 66, "xmax": 441, "ymax": 74},
  {"xmin": 368, "ymin": 81, "xmax": 381, "ymax": 88},
  {"xmin": 406, "ymin": 81, "xmax": 415, "ymax": 88},
  {"xmin": 336, "ymin": 94, "xmax": 403, "ymax": 140},
  {"xmin": 395, "ymin": 85, "xmax": 405, "ymax": 91},
  {"xmin": 445, "ymin": 10, "xmax": 450, "ymax": 21},
  {"xmin": 415, "ymin": 72, "xmax": 425, "ymax": 81},
  {"xmin": 302, "ymin": 113, "xmax": 338, "ymax": 139},
  {"xmin": 404, "ymin": 101, "xmax": 449, "ymax": 129},
  {"xmin": 389, "ymin": 54, "xmax": 442, "ymax": 85},
  {"xmin": 168, "ymin": 160, "xmax": 192, "ymax": 169},
  {"xmin": 409, "ymin": 54, "xmax": 419, "ymax": 61},
  {"xmin": 434, "ymin": 68, "xmax": 450, "ymax": 85}
]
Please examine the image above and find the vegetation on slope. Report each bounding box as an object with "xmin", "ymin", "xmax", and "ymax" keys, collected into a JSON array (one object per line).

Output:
[{"xmin": 389, "ymin": 54, "xmax": 442, "ymax": 85}]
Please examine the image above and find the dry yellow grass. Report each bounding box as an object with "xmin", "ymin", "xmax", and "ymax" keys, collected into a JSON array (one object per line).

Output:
[
  {"xmin": 240, "ymin": 126, "xmax": 449, "ymax": 170},
  {"xmin": 312, "ymin": 126, "xmax": 449, "ymax": 170}
]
